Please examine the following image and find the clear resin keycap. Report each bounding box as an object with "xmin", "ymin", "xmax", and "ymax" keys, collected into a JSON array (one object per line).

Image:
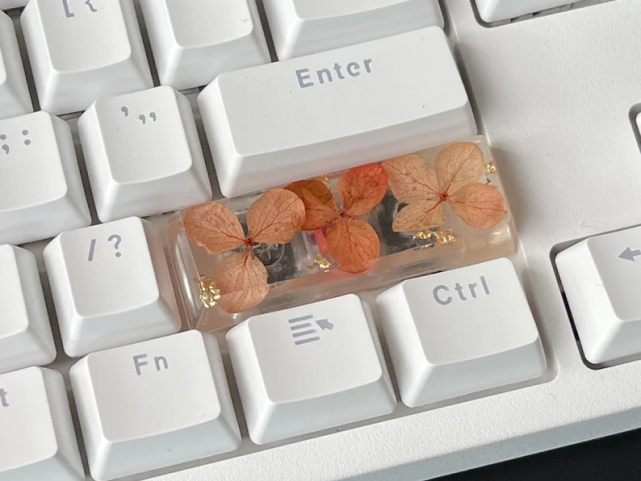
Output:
[{"xmin": 166, "ymin": 136, "xmax": 517, "ymax": 331}]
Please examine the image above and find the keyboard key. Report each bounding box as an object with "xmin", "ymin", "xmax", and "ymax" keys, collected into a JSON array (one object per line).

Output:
[
  {"xmin": 0, "ymin": 11, "xmax": 32, "ymax": 120},
  {"xmin": 0, "ymin": 367, "xmax": 84, "ymax": 481},
  {"xmin": 377, "ymin": 258, "xmax": 546, "ymax": 407},
  {"xmin": 263, "ymin": 0, "xmax": 443, "ymax": 60},
  {"xmin": 78, "ymin": 87, "xmax": 212, "ymax": 222},
  {"xmin": 475, "ymin": 0, "xmax": 574, "ymax": 22},
  {"xmin": 44, "ymin": 217, "xmax": 180, "ymax": 358},
  {"xmin": 0, "ymin": 0, "xmax": 27, "ymax": 9},
  {"xmin": 21, "ymin": 0, "xmax": 153, "ymax": 114},
  {"xmin": 71, "ymin": 331, "xmax": 240, "ymax": 481},
  {"xmin": 199, "ymin": 26, "xmax": 475, "ymax": 197},
  {"xmin": 139, "ymin": 0, "xmax": 270, "ymax": 90},
  {"xmin": 0, "ymin": 111, "xmax": 91, "ymax": 245},
  {"xmin": 0, "ymin": 245, "xmax": 56, "ymax": 375},
  {"xmin": 556, "ymin": 226, "xmax": 641, "ymax": 364},
  {"xmin": 227, "ymin": 295, "xmax": 395, "ymax": 445}
]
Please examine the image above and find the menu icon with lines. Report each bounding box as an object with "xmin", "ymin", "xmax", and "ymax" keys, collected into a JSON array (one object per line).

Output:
[{"xmin": 288, "ymin": 314, "xmax": 334, "ymax": 345}]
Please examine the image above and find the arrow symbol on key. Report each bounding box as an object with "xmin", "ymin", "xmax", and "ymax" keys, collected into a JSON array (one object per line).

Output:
[
  {"xmin": 316, "ymin": 319, "xmax": 334, "ymax": 330},
  {"xmin": 620, "ymin": 247, "xmax": 641, "ymax": 261}
]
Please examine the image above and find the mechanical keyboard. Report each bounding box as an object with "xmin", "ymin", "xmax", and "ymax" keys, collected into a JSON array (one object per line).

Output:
[{"xmin": 1, "ymin": 0, "xmax": 640, "ymax": 480}]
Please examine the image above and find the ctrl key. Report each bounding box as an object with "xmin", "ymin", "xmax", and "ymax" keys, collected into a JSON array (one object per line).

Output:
[
  {"xmin": 0, "ymin": 367, "xmax": 84, "ymax": 481},
  {"xmin": 70, "ymin": 331, "xmax": 240, "ymax": 481},
  {"xmin": 377, "ymin": 258, "xmax": 547, "ymax": 407}
]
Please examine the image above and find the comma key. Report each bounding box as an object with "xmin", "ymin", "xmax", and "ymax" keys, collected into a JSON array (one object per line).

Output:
[
  {"xmin": 71, "ymin": 331, "xmax": 241, "ymax": 481},
  {"xmin": 78, "ymin": 87, "xmax": 212, "ymax": 222}
]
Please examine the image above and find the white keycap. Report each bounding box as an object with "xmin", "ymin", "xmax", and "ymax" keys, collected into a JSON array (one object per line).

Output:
[
  {"xmin": 0, "ymin": 11, "xmax": 31, "ymax": 120},
  {"xmin": 71, "ymin": 331, "xmax": 240, "ymax": 481},
  {"xmin": 0, "ymin": 111, "xmax": 91, "ymax": 245},
  {"xmin": 475, "ymin": 0, "xmax": 574, "ymax": 23},
  {"xmin": 139, "ymin": 0, "xmax": 270, "ymax": 90},
  {"xmin": 78, "ymin": 87, "xmax": 212, "ymax": 222},
  {"xmin": 21, "ymin": 0, "xmax": 152, "ymax": 114},
  {"xmin": 263, "ymin": 0, "xmax": 443, "ymax": 60},
  {"xmin": 0, "ymin": 0, "xmax": 29, "ymax": 10},
  {"xmin": 0, "ymin": 367, "xmax": 84, "ymax": 481},
  {"xmin": 227, "ymin": 295, "xmax": 395, "ymax": 445},
  {"xmin": 0, "ymin": 0, "xmax": 28, "ymax": 10},
  {"xmin": 0, "ymin": 245, "xmax": 56, "ymax": 375},
  {"xmin": 556, "ymin": 226, "xmax": 641, "ymax": 364},
  {"xmin": 377, "ymin": 258, "xmax": 547, "ymax": 408},
  {"xmin": 199, "ymin": 26, "xmax": 475, "ymax": 197},
  {"xmin": 44, "ymin": 217, "xmax": 180, "ymax": 358}
]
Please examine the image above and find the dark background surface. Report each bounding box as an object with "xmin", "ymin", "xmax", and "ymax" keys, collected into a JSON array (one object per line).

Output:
[{"xmin": 434, "ymin": 428, "xmax": 641, "ymax": 480}]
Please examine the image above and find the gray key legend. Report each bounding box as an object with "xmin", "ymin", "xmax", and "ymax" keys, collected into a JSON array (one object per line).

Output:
[{"xmin": 288, "ymin": 314, "xmax": 334, "ymax": 345}]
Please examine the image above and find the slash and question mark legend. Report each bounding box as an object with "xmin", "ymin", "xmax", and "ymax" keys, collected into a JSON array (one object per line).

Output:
[{"xmin": 88, "ymin": 235, "xmax": 123, "ymax": 262}]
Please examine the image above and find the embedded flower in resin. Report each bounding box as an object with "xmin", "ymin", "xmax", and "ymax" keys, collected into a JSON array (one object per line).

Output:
[
  {"xmin": 383, "ymin": 142, "xmax": 507, "ymax": 232},
  {"xmin": 286, "ymin": 163, "xmax": 389, "ymax": 274},
  {"xmin": 183, "ymin": 189, "xmax": 305, "ymax": 313}
]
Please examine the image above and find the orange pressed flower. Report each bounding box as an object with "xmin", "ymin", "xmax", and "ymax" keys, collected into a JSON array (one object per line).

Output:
[
  {"xmin": 286, "ymin": 164, "xmax": 389, "ymax": 273},
  {"xmin": 183, "ymin": 189, "xmax": 305, "ymax": 313},
  {"xmin": 383, "ymin": 142, "xmax": 508, "ymax": 232}
]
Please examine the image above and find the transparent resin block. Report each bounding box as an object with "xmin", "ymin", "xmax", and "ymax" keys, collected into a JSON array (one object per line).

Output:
[{"xmin": 166, "ymin": 136, "xmax": 517, "ymax": 331}]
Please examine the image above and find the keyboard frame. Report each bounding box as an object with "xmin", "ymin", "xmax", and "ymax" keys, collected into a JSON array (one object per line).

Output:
[{"xmin": 10, "ymin": 0, "xmax": 641, "ymax": 479}]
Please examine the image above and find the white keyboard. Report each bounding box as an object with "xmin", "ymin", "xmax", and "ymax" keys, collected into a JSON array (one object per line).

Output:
[{"xmin": 1, "ymin": 0, "xmax": 640, "ymax": 480}]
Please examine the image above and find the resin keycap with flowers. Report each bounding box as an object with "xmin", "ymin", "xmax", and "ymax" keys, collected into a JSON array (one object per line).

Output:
[{"xmin": 166, "ymin": 136, "xmax": 517, "ymax": 331}]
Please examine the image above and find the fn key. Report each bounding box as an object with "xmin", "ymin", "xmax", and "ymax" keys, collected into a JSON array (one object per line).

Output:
[{"xmin": 70, "ymin": 331, "xmax": 241, "ymax": 481}]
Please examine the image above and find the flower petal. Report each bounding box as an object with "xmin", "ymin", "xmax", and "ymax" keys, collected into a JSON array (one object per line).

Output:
[
  {"xmin": 338, "ymin": 163, "xmax": 389, "ymax": 216},
  {"xmin": 327, "ymin": 218, "xmax": 380, "ymax": 273},
  {"xmin": 383, "ymin": 154, "xmax": 440, "ymax": 204},
  {"xmin": 435, "ymin": 142, "xmax": 485, "ymax": 194},
  {"xmin": 247, "ymin": 188, "xmax": 306, "ymax": 244},
  {"xmin": 285, "ymin": 180, "xmax": 339, "ymax": 230},
  {"xmin": 392, "ymin": 199, "xmax": 445, "ymax": 232},
  {"xmin": 183, "ymin": 202, "xmax": 246, "ymax": 255},
  {"xmin": 448, "ymin": 183, "xmax": 508, "ymax": 229},
  {"xmin": 213, "ymin": 252, "xmax": 269, "ymax": 313}
]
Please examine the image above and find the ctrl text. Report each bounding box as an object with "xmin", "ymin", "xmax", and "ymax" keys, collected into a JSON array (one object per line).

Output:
[
  {"xmin": 133, "ymin": 353, "xmax": 170, "ymax": 376},
  {"xmin": 0, "ymin": 388, "xmax": 8, "ymax": 408}
]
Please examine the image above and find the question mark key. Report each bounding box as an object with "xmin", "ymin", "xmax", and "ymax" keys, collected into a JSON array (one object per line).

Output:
[{"xmin": 44, "ymin": 217, "xmax": 180, "ymax": 357}]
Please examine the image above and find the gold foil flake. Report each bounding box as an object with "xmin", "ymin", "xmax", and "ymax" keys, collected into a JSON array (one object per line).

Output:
[
  {"xmin": 308, "ymin": 255, "xmax": 331, "ymax": 272},
  {"xmin": 435, "ymin": 229, "xmax": 458, "ymax": 245},
  {"xmin": 313, "ymin": 175, "xmax": 330, "ymax": 183},
  {"xmin": 198, "ymin": 276, "xmax": 221, "ymax": 308},
  {"xmin": 485, "ymin": 161, "xmax": 497, "ymax": 174},
  {"xmin": 413, "ymin": 230, "xmax": 435, "ymax": 241}
]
